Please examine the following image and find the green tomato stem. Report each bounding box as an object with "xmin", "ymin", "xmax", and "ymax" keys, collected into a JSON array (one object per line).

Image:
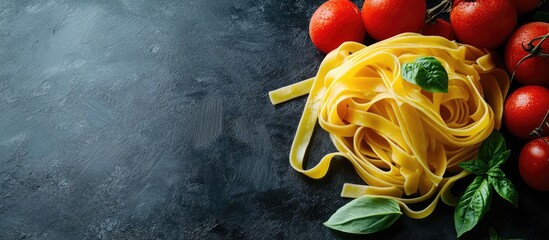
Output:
[
  {"xmin": 529, "ymin": 109, "xmax": 549, "ymax": 144},
  {"xmin": 511, "ymin": 33, "xmax": 549, "ymax": 83},
  {"xmin": 425, "ymin": 0, "xmax": 453, "ymax": 25}
]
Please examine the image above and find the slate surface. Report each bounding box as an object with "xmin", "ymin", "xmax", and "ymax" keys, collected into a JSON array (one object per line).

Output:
[{"xmin": 0, "ymin": 0, "xmax": 548, "ymax": 239}]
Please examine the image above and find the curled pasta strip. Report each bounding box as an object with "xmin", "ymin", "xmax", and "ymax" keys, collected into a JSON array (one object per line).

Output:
[{"xmin": 269, "ymin": 33, "xmax": 510, "ymax": 219}]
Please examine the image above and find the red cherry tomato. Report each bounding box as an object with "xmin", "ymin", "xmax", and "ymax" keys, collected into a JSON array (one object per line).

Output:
[
  {"xmin": 504, "ymin": 22, "xmax": 549, "ymax": 87},
  {"xmin": 361, "ymin": 0, "xmax": 426, "ymax": 41},
  {"xmin": 508, "ymin": 0, "xmax": 541, "ymax": 15},
  {"xmin": 504, "ymin": 86, "xmax": 549, "ymax": 140},
  {"xmin": 519, "ymin": 137, "xmax": 549, "ymax": 191},
  {"xmin": 450, "ymin": 0, "xmax": 517, "ymax": 49},
  {"xmin": 421, "ymin": 18, "xmax": 456, "ymax": 40},
  {"xmin": 309, "ymin": 0, "xmax": 365, "ymax": 54}
]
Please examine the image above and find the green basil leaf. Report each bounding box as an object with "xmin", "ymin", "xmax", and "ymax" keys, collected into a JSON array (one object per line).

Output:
[
  {"xmin": 487, "ymin": 150, "xmax": 511, "ymax": 170},
  {"xmin": 487, "ymin": 168, "xmax": 506, "ymax": 178},
  {"xmin": 533, "ymin": 10, "xmax": 549, "ymax": 23},
  {"xmin": 489, "ymin": 176, "xmax": 518, "ymax": 208},
  {"xmin": 455, "ymin": 176, "xmax": 492, "ymax": 237},
  {"xmin": 324, "ymin": 196, "xmax": 402, "ymax": 234},
  {"xmin": 489, "ymin": 227, "xmax": 524, "ymax": 240},
  {"xmin": 478, "ymin": 131, "xmax": 506, "ymax": 163},
  {"xmin": 489, "ymin": 228, "xmax": 504, "ymax": 240},
  {"xmin": 402, "ymin": 56, "xmax": 449, "ymax": 93},
  {"xmin": 459, "ymin": 159, "xmax": 488, "ymax": 175}
]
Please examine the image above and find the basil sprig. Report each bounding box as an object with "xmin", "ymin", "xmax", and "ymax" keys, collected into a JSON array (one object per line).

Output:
[
  {"xmin": 401, "ymin": 56, "xmax": 449, "ymax": 93},
  {"xmin": 454, "ymin": 131, "xmax": 518, "ymax": 237},
  {"xmin": 324, "ymin": 196, "xmax": 402, "ymax": 234}
]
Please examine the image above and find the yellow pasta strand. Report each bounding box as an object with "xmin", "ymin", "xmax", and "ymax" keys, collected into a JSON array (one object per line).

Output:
[
  {"xmin": 269, "ymin": 33, "xmax": 510, "ymax": 219},
  {"xmin": 269, "ymin": 78, "xmax": 314, "ymax": 105}
]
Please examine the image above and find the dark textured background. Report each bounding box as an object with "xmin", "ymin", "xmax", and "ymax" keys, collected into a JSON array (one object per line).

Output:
[{"xmin": 0, "ymin": 0, "xmax": 548, "ymax": 239}]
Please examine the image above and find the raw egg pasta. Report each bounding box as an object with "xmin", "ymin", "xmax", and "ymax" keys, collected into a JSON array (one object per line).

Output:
[{"xmin": 269, "ymin": 33, "xmax": 509, "ymax": 219}]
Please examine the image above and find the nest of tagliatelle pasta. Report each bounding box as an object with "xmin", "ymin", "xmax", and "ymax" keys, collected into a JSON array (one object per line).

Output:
[{"xmin": 269, "ymin": 33, "xmax": 510, "ymax": 219}]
